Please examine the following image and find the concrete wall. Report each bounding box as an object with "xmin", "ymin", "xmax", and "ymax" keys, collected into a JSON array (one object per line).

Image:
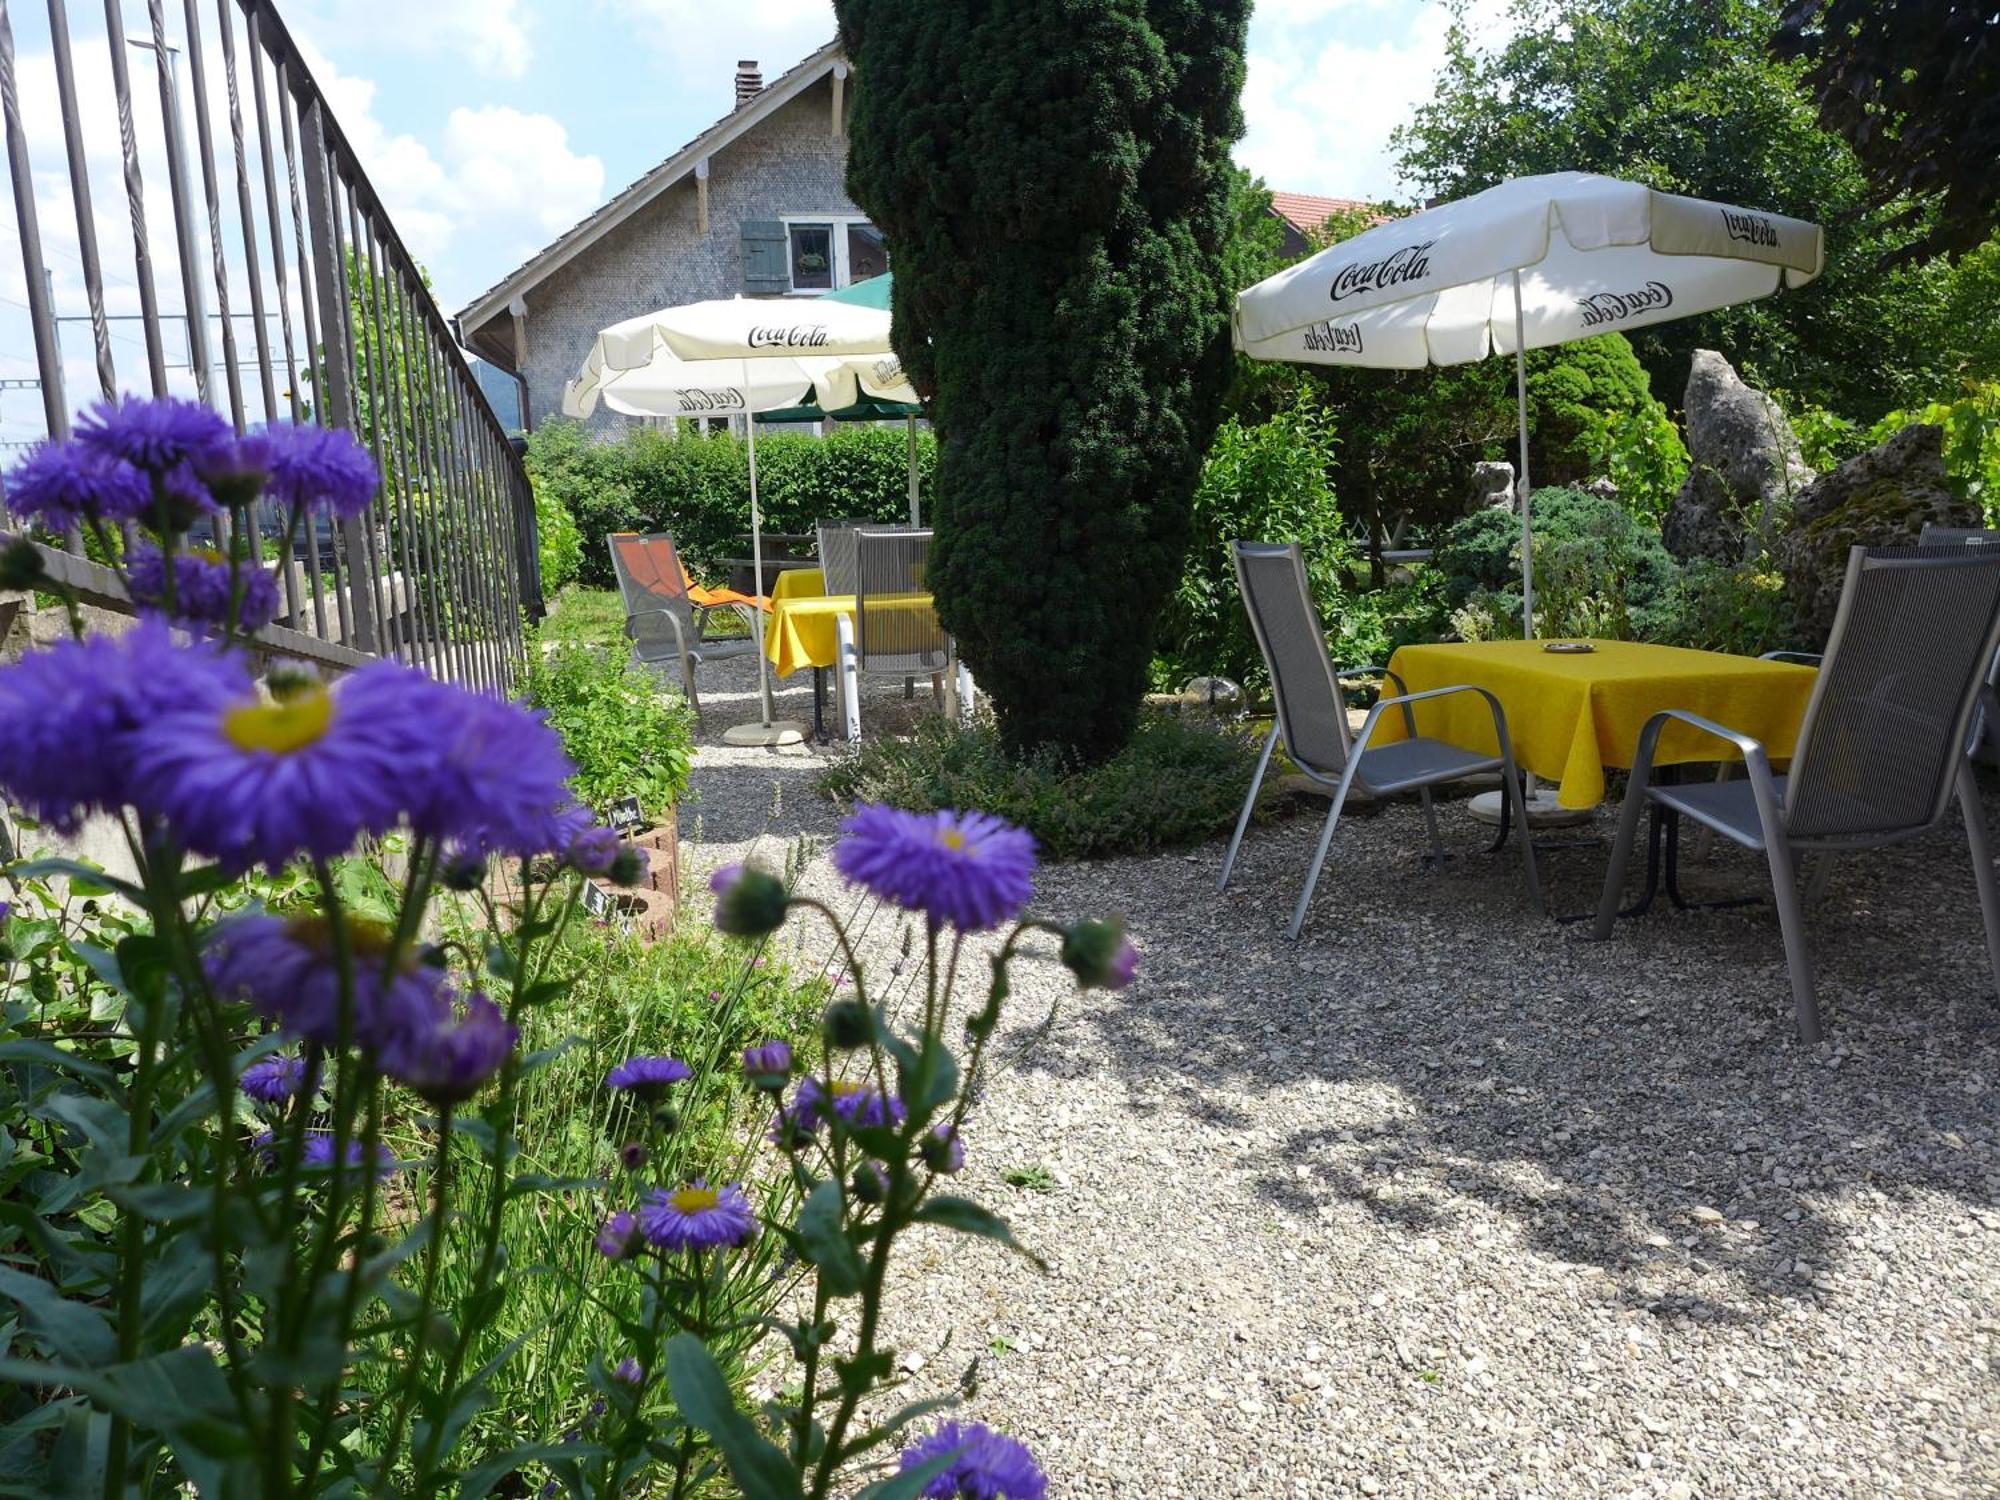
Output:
[{"xmin": 518, "ymin": 80, "xmax": 859, "ymax": 436}]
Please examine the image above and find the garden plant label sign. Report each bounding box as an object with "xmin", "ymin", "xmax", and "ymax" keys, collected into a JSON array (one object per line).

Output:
[{"xmin": 607, "ymin": 796, "xmax": 644, "ymax": 833}]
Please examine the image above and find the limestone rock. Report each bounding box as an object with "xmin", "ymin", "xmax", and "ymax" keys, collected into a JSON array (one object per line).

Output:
[
  {"xmin": 1467, "ymin": 460, "xmax": 1515, "ymax": 513},
  {"xmin": 1773, "ymin": 423, "xmax": 1975, "ymax": 644},
  {"xmin": 1662, "ymin": 349, "xmax": 1813, "ymax": 563}
]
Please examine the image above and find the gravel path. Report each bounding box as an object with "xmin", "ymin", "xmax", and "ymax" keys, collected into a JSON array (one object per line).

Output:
[{"xmin": 677, "ymin": 655, "xmax": 2000, "ymax": 1498}]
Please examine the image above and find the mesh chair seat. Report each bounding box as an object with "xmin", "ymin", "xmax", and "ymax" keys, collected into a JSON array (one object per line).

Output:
[
  {"xmin": 1650, "ymin": 775, "xmax": 1789, "ymax": 848},
  {"xmin": 1350, "ymin": 738, "xmax": 1502, "ymax": 796}
]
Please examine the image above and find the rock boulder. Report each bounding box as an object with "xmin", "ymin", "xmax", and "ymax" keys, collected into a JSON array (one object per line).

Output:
[
  {"xmin": 1661, "ymin": 350, "xmax": 1813, "ymax": 563},
  {"xmin": 1772, "ymin": 423, "xmax": 1976, "ymax": 644},
  {"xmin": 1467, "ymin": 460, "xmax": 1515, "ymax": 513}
]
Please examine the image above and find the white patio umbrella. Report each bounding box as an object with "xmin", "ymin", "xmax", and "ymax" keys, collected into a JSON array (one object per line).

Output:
[
  {"xmin": 1235, "ymin": 171, "xmax": 1824, "ymax": 636},
  {"xmin": 564, "ymin": 298, "xmax": 909, "ymax": 747}
]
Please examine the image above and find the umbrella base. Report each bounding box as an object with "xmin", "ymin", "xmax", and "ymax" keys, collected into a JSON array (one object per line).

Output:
[
  {"xmin": 721, "ymin": 719, "xmax": 809, "ymax": 748},
  {"xmin": 1466, "ymin": 787, "xmax": 1595, "ymax": 829}
]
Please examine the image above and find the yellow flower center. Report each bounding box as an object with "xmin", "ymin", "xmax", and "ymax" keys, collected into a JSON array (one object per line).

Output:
[
  {"xmin": 286, "ymin": 914, "xmax": 403, "ymax": 964},
  {"xmin": 670, "ymin": 1186, "xmax": 720, "ymax": 1215},
  {"xmin": 832, "ymin": 1080, "xmax": 867, "ymax": 1098},
  {"xmin": 224, "ymin": 685, "xmax": 333, "ymax": 755},
  {"xmin": 939, "ymin": 829, "xmax": 967, "ymax": 852},
  {"xmin": 191, "ymin": 547, "xmax": 228, "ymax": 566}
]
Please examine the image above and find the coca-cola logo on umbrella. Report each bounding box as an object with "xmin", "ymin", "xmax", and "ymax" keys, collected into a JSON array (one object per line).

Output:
[
  {"xmin": 1577, "ymin": 281, "xmax": 1674, "ymax": 328},
  {"xmin": 872, "ymin": 357, "xmax": 904, "ymax": 386},
  {"xmin": 1301, "ymin": 321, "xmax": 1364, "ymax": 356},
  {"xmin": 747, "ymin": 324, "xmax": 832, "ymax": 350},
  {"xmin": 1721, "ymin": 209, "xmax": 1777, "ymax": 248},
  {"xmin": 676, "ymin": 388, "xmax": 746, "ymax": 413},
  {"xmin": 1328, "ymin": 240, "xmax": 1437, "ymax": 304}
]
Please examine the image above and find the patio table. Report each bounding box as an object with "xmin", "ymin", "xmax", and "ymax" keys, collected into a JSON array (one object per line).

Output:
[
  {"xmin": 1371, "ymin": 639, "xmax": 1819, "ymax": 810},
  {"xmin": 765, "ymin": 568, "xmax": 956, "ymax": 739}
]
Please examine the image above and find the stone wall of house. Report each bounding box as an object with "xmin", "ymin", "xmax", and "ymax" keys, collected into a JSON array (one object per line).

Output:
[{"xmin": 518, "ymin": 80, "xmax": 859, "ymax": 435}]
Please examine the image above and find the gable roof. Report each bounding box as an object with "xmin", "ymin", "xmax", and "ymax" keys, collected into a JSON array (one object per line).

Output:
[
  {"xmin": 1268, "ymin": 191, "xmax": 1384, "ymax": 240},
  {"xmin": 454, "ymin": 38, "xmax": 845, "ymax": 362}
]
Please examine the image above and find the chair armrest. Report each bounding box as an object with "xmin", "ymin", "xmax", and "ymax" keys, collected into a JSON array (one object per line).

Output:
[
  {"xmin": 1354, "ymin": 683, "xmax": 1513, "ymax": 764},
  {"xmin": 1335, "ymin": 665, "xmax": 1413, "ymax": 734},
  {"xmin": 1640, "ymin": 707, "xmax": 1767, "ymax": 761},
  {"xmin": 1760, "ymin": 650, "xmax": 1823, "ymax": 666},
  {"xmin": 624, "ymin": 604, "xmax": 690, "ymax": 654}
]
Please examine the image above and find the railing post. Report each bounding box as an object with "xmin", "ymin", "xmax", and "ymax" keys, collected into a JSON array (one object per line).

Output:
[{"xmin": 296, "ymin": 93, "xmax": 377, "ymax": 655}]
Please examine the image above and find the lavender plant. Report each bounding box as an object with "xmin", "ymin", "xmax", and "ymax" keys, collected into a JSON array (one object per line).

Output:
[{"xmin": 0, "ymin": 396, "xmax": 1131, "ymax": 1499}]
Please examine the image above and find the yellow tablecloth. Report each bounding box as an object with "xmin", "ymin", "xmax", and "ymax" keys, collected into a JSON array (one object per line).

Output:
[
  {"xmin": 764, "ymin": 568, "xmax": 939, "ymax": 678},
  {"xmin": 1371, "ymin": 639, "xmax": 1819, "ymax": 808}
]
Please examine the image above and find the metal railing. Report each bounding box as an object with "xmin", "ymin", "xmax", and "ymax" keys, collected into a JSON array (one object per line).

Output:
[{"xmin": 0, "ymin": 0, "xmax": 538, "ymax": 689}]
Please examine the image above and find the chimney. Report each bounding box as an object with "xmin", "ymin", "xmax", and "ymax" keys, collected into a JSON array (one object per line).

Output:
[{"xmin": 734, "ymin": 60, "xmax": 763, "ymax": 109}]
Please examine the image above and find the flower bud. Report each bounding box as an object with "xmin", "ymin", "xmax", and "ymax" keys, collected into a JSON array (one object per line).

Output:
[
  {"xmin": 1060, "ymin": 918, "xmax": 1138, "ymax": 991},
  {"xmin": 921, "ymin": 1122, "xmax": 965, "ymax": 1175},
  {"xmin": 851, "ymin": 1161, "xmax": 890, "ymax": 1204},
  {"xmin": 741, "ymin": 1039, "xmax": 792, "ymax": 1090},
  {"xmin": 619, "ymin": 1140, "xmax": 648, "ymax": 1172},
  {"xmin": 607, "ymin": 844, "xmax": 649, "ymax": 889},
  {"xmin": 822, "ymin": 997, "xmax": 873, "ymax": 1051},
  {"xmin": 441, "ymin": 852, "xmax": 487, "ymax": 892},
  {"xmin": 0, "ymin": 538, "xmax": 47, "ymax": 591},
  {"xmin": 594, "ymin": 1211, "xmax": 640, "ymax": 1261},
  {"xmin": 566, "ymin": 825, "xmax": 619, "ymax": 877},
  {"xmin": 710, "ymin": 862, "xmax": 786, "ymax": 936}
]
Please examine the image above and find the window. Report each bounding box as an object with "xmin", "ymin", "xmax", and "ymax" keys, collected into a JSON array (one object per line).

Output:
[{"xmin": 782, "ymin": 216, "xmax": 888, "ymax": 293}]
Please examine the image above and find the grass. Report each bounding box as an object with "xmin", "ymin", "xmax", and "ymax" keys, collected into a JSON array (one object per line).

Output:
[
  {"xmin": 539, "ymin": 586, "xmax": 628, "ymax": 651},
  {"xmin": 817, "ymin": 710, "xmax": 1273, "ymax": 861},
  {"xmin": 1001, "ymin": 1163, "xmax": 1057, "ymax": 1191}
]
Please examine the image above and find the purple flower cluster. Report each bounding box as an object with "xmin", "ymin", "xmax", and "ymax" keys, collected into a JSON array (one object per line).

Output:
[
  {"xmin": 259, "ymin": 420, "xmax": 379, "ymax": 517},
  {"xmin": 126, "ymin": 545, "xmax": 282, "ymax": 633},
  {"xmin": 3, "ymin": 440, "xmax": 151, "ymax": 529},
  {"xmin": 792, "ymin": 1075, "xmax": 907, "ymax": 1131},
  {"xmin": 833, "ymin": 804, "xmax": 1036, "ymax": 931},
  {"xmin": 207, "ymin": 915, "xmax": 515, "ymax": 1104},
  {"xmin": 0, "ymin": 623, "xmax": 581, "ymax": 866},
  {"xmin": 899, "ymin": 1421, "xmax": 1047, "ymax": 1500},
  {"xmin": 605, "ymin": 1055, "xmax": 691, "ymax": 1097},
  {"xmin": 75, "ymin": 395, "xmax": 234, "ymax": 477},
  {"xmin": 241, "ymin": 1050, "xmax": 310, "ymax": 1105},
  {"xmin": 637, "ymin": 1180, "xmax": 757, "ymax": 1252}
]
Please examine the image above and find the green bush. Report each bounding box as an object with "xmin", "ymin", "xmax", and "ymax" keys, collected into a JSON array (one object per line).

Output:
[
  {"xmin": 534, "ymin": 475, "xmax": 583, "ymax": 593},
  {"xmin": 1865, "ymin": 377, "xmax": 2000, "ymax": 518},
  {"xmin": 1433, "ymin": 485, "xmax": 1680, "ymax": 640},
  {"xmin": 1524, "ymin": 332, "xmax": 1661, "ymax": 486},
  {"xmin": 1155, "ymin": 397, "xmax": 1354, "ymax": 688},
  {"xmin": 818, "ymin": 711, "xmax": 1270, "ymax": 861},
  {"xmin": 1654, "ymin": 557, "xmax": 1801, "ymax": 657},
  {"xmin": 525, "ymin": 420, "xmax": 935, "ymax": 587},
  {"xmin": 526, "ymin": 639, "xmax": 695, "ymax": 818}
]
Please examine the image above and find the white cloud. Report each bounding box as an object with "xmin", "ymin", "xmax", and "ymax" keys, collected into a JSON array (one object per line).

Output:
[
  {"xmin": 603, "ymin": 0, "xmax": 835, "ymax": 107},
  {"xmin": 1238, "ymin": 0, "xmax": 1513, "ymax": 202},
  {"xmin": 294, "ymin": 0, "xmax": 534, "ymax": 80}
]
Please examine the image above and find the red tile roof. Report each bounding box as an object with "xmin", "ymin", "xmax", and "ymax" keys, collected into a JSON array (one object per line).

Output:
[{"xmin": 1269, "ymin": 192, "xmax": 1388, "ymax": 238}]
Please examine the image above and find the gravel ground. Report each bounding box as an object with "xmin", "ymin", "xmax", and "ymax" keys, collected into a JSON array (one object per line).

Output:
[{"xmin": 678, "ymin": 655, "xmax": 2000, "ymax": 1499}]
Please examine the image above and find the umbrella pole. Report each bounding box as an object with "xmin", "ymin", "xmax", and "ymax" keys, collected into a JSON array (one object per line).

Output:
[
  {"xmin": 721, "ymin": 406, "xmax": 805, "ymax": 747},
  {"xmin": 906, "ymin": 415, "xmax": 920, "ymax": 527},
  {"xmin": 1512, "ymin": 269, "xmax": 1535, "ymax": 640}
]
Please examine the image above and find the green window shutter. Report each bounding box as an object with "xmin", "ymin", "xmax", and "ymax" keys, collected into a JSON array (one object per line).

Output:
[{"xmin": 741, "ymin": 220, "xmax": 790, "ymax": 294}]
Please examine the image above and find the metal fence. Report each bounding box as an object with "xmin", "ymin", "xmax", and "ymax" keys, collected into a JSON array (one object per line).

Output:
[{"xmin": 0, "ymin": 0, "xmax": 538, "ymax": 690}]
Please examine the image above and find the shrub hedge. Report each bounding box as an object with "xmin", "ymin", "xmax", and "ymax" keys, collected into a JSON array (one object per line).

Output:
[{"xmin": 525, "ymin": 420, "xmax": 936, "ymax": 587}]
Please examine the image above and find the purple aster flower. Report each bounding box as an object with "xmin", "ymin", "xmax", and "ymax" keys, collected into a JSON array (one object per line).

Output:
[
  {"xmin": 127, "ymin": 660, "xmax": 433, "ymax": 871},
  {"xmin": 74, "ymin": 395, "xmax": 233, "ymax": 478},
  {"xmin": 567, "ymin": 824, "xmax": 621, "ymax": 876},
  {"xmin": 241, "ymin": 1051, "xmax": 309, "ymax": 1105},
  {"xmin": 741, "ymin": 1040, "xmax": 792, "ymax": 1089},
  {"xmin": 3, "ymin": 438, "xmax": 150, "ymax": 528},
  {"xmin": 206, "ymin": 912, "xmax": 444, "ymax": 1056},
  {"xmin": 899, "ymin": 1421, "xmax": 1048, "ymax": 1500},
  {"xmin": 611, "ymin": 1357, "xmax": 645, "ymax": 1386},
  {"xmin": 374, "ymin": 989, "xmax": 517, "ymax": 1104},
  {"xmin": 0, "ymin": 619, "xmax": 247, "ymax": 831},
  {"xmin": 258, "ymin": 421, "xmax": 378, "ymax": 517},
  {"xmin": 594, "ymin": 1211, "xmax": 640, "ymax": 1260},
  {"xmin": 192, "ymin": 432, "xmax": 274, "ymax": 508},
  {"xmin": 793, "ymin": 1075, "xmax": 906, "ymax": 1131},
  {"xmin": 833, "ymin": 804, "xmax": 1036, "ymax": 932},
  {"xmin": 407, "ymin": 686, "xmax": 581, "ymax": 859},
  {"xmin": 922, "ymin": 1122, "xmax": 966, "ymax": 1175},
  {"xmin": 298, "ymin": 1131, "xmax": 397, "ymax": 1178},
  {"xmin": 605, "ymin": 1055, "xmax": 691, "ymax": 1097},
  {"xmin": 127, "ymin": 545, "xmax": 282, "ymax": 633},
  {"xmin": 637, "ymin": 1180, "xmax": 757, "ymax": 1253}
]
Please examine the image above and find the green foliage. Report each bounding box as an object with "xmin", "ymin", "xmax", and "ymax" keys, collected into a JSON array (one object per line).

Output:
[
  {"xmin": 834, "ymin": 0, "xmax": 1253, "ymax": 760},
  {"xmin": 1654, "ymin": 557, "xmax": 1799, "ymax": 656},
  {"xmin": 1156, "ymin": 398, "xmax": 1352, "ymax": 687},
  {"xmin": 1863, "ymin": 379, "xmax": 2000, "ymax": 519},
  {"xmin": 535, "ymin": 477, "xmax": 584, "ymax": 594},
  {"xmin": 1577, "ymin": 402, "xmax": 1691, "ymax": 521},
  {"xmin": 526, "ymin": 639, "xmax": 695, "ymax": 819},
  {"xmin": 1786, "ymin": 401, "xmax": 1869, "ymax": 473},
  {"xmin": 1526, "ymin": 333, "xmax": 1662, "ymax": 486},
  {"xmin": 525, "ymin": 422, "xmax": 935, "ymax": 588},
  {"xmin": 818, "ymin": 712, "xmax": 1271, "ymax": 861},
  {"xmin": 1391, "ymin": 0, "xmax": 2000, "ymax": 422},
  {"xmin": 1434, "ymin": 486, "xmax": 1680, "ymax": 640}
]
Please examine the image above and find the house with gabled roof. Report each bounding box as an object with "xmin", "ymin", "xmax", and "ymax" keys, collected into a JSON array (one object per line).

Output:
[{"xmin": 453, "ymin": 41, "xmax": 880, "ymax": 433}]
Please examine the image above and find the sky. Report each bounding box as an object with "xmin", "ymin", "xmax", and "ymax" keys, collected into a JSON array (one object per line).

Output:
[{"xmin": 0, "ymin": 1, "xmax": 1511, "ymax": 450}]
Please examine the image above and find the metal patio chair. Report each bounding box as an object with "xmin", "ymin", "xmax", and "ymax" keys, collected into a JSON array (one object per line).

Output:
[
  {"xmin": 1591, "ymin": 544, "xmax": 2000, "ymax": 1043},
  {"xmin": 606, "ymin": 532, "xmax": 757, "ymax": 717},
  {"xmin": 816, "ymin": 518, "xmax": 874, "ymax": 597},
  {"xmin": 1920, "ymin": 524, "xmax": 2000, "ymax": 759},
  {"xmin": 1219, "ymin": 541, "xmax": 1544, "ymax": 939},
  {"xmin": 846, "ymin": 528, "xmax": 951, "ymax": 736}
]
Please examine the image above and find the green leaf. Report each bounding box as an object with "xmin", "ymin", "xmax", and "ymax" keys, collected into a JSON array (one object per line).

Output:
[
  {"xmin": 853, "ymin": 1445, "xmax": 964, "ymax": 1500},
  {"xmin": 0, "ymin": 1267, "xmax": 116, "ymax": 1366},
  {"xmin": 912, "ymin": 1197, "xmax": 1046, "ymax": 1271},
  {"xmin": 48, "ymin": 1407, "xmax": 107, "ymax": 1500},
  {"xmin": 0, "ymin": 1041, "xmax": 122, "ymax": 1096},
  {"xmin": 114, "ymin": 935, "xmax": 173, "ymax": 1005},
  {"xmin": 457, "ymin": 1441, "xmax": 608, "ymax": 1500},
  {"xmin": 796, "ymin": 1182, "xmax": 865, "ymax": 1298},
  {"xmin": 5, "ymin": 860, "xmax": 144, "ymax": 904},
  {"xmin": 663, "ymin": 1333, "xmax": 803, "ymax": 1500}
]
